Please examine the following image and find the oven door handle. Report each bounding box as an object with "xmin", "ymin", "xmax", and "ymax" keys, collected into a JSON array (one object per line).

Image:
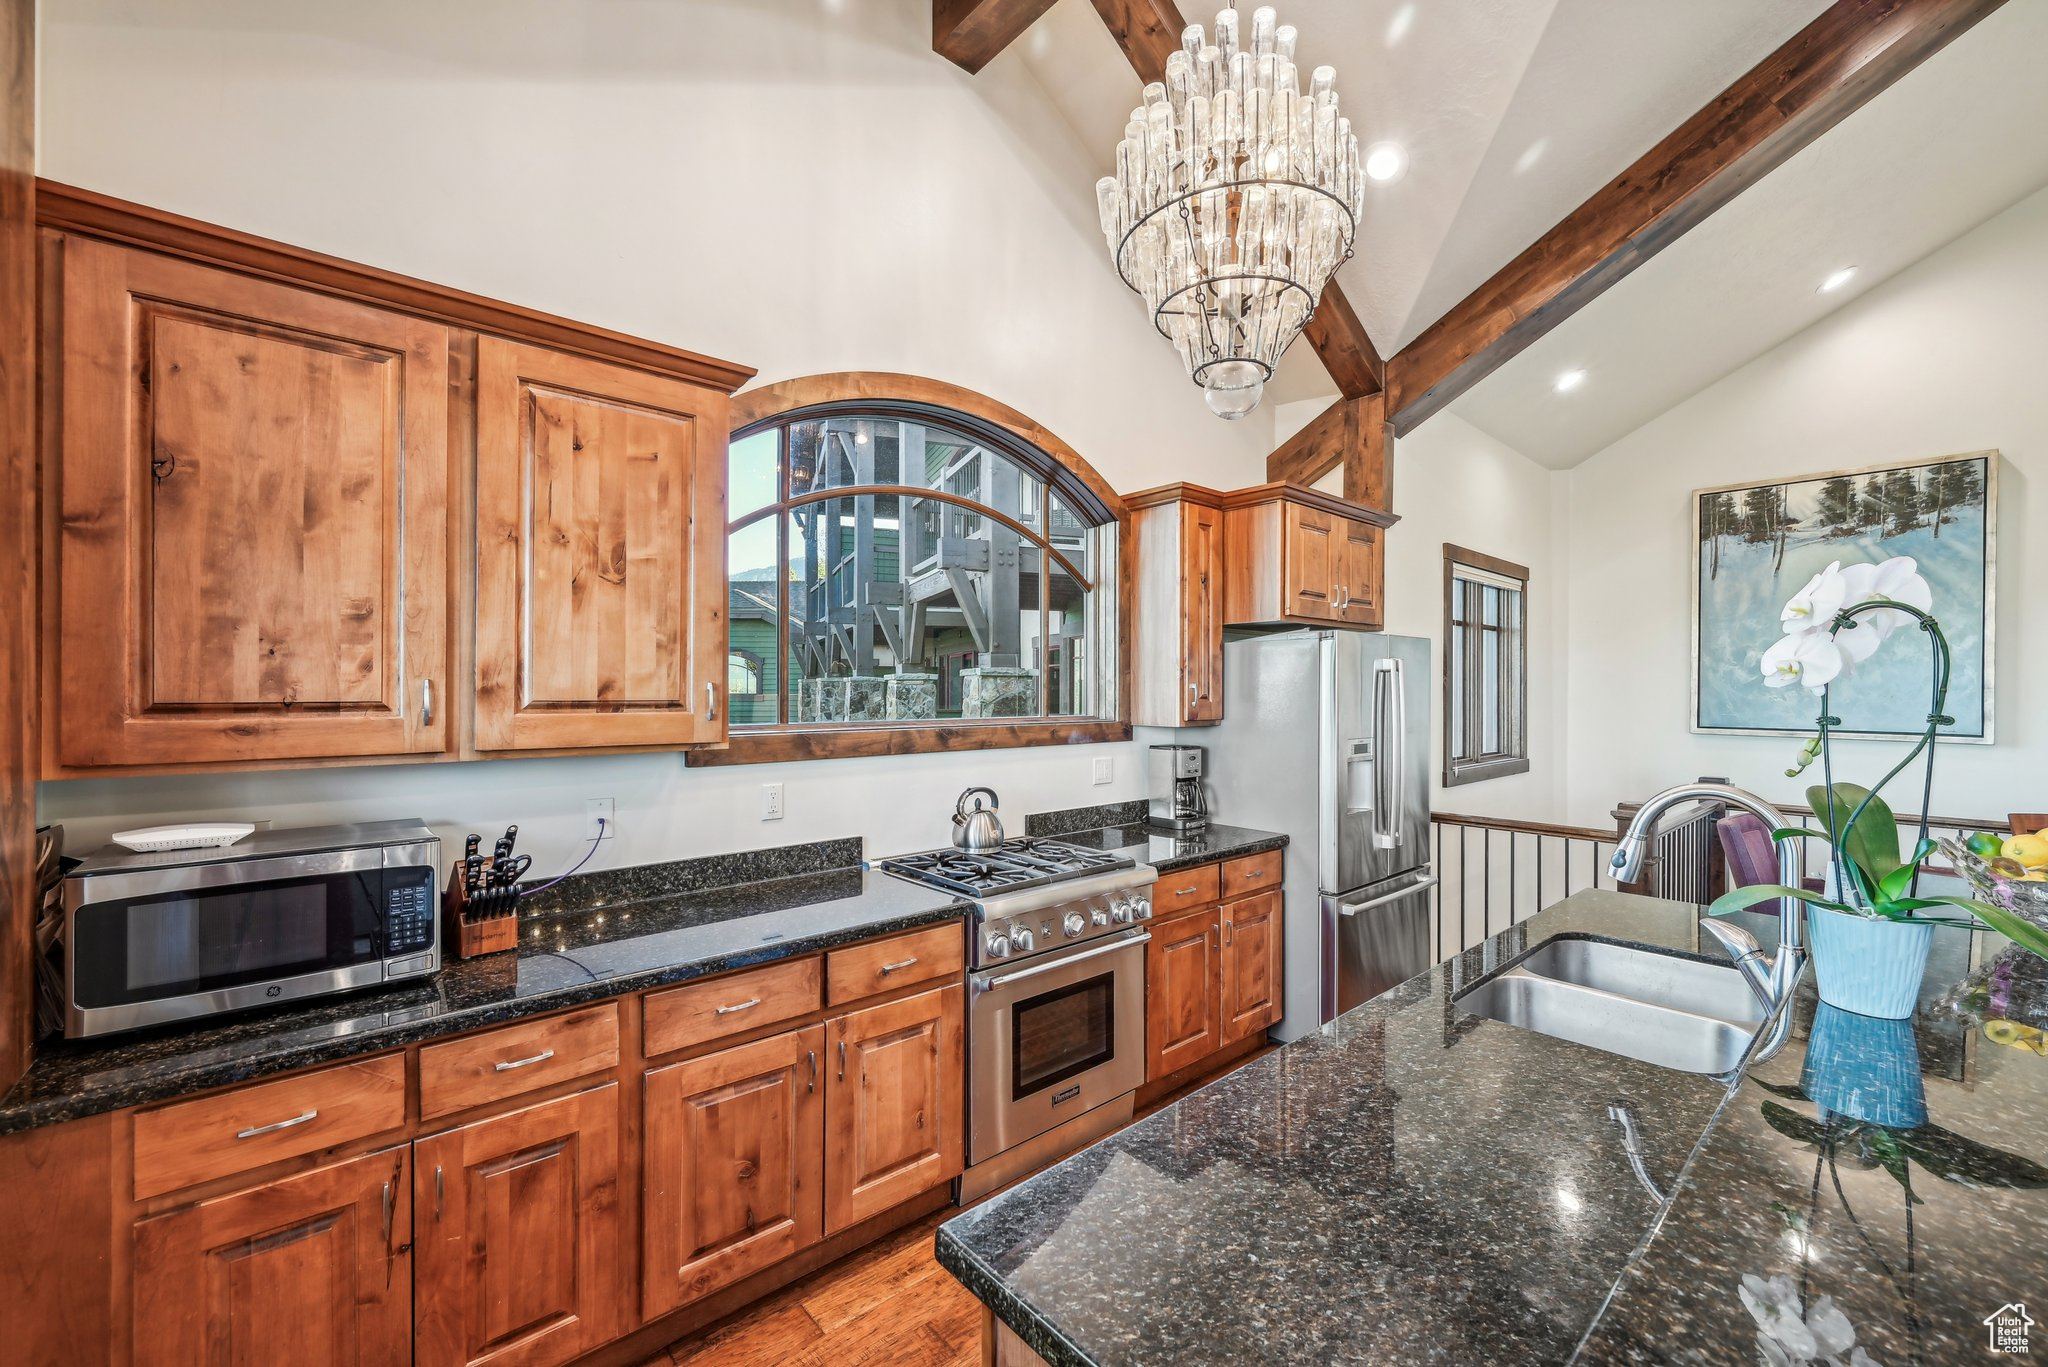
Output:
[{"xmin": 973, "ymin": 931, "xmax": 1150, "ymax": 990}]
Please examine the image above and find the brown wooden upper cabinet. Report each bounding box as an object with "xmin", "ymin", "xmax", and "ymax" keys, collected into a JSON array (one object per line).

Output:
[
  {"xmin": 47, "ymin": 235, "xmax": 455, "ymax": 768},
  {"xmin": 474, "ymin": 339, "xmax": 730, "ymax": 751},
  {"xmin": 1129, "ymin": 487, "xmax": 1225, "ymax": 726},
  {"xmin": 1226, "ymin": 484, "xmax": 1391, "ymax": 632}
]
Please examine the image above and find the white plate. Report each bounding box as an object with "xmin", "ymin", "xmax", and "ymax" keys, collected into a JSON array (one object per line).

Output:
[{"xmin": 112, "ymin": 822, "xmax": 257, "ymax": 853}]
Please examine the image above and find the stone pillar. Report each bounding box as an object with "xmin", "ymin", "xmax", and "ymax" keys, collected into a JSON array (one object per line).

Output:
[
  {"xmin": 885, "ymin": 672, "xmax": 938, "ymax": 721},
  {"xmin": 959, "ymin": 666, "xmax": 1037, "ymax": 718}
]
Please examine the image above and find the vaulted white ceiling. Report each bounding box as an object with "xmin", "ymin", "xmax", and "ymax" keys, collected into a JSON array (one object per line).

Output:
[{"xmin": 1017, "ymin": 0, "xmax": 1829, "ymax": 380}]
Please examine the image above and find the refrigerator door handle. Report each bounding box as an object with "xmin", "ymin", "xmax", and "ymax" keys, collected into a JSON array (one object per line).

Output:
[
  {"xmin": 1371, "ymin": 659, "xmax": 1404, "ymax": 849},
  {"xmin": 1337, "ymin": 873, "xmax": 1437, "ymax": 916}
]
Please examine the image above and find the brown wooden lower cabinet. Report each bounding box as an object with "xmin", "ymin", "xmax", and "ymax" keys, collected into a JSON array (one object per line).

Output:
[
  {"xmin": 824, "ymin": 984, "xmax": 964, "ymax": 1235},
  {"xmin": 414, "ymin": 1084, "xmax": 622, "ymax": 1367},
  {"xmin": 132, "ymin": 1145, "xmax": 412, "ymax": 1367},
  {"xmin": 643, "ymin": 1024, "xmax": 826, "ymax": 1317},
  {"xmin": 1146, "ymin": 908, "xmax": 1223, "ymax": 1079},
  {"xmin": 1221, "ymin": 889, "xmax": 1284, "ymax": 1045},
  {"xmin": 1146, "ymin": 867, "xmax": 1287, "ymax": 1081}
]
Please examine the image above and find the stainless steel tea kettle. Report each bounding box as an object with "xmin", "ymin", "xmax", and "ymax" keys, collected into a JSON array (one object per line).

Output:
[{"xmin": 952, "ymin": 787, "xmax": 1004, "ymax": 851}]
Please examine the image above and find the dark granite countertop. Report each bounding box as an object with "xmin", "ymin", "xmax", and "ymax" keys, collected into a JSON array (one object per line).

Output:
[
  {"xmin": 1042, "ymin": 820, "xmax": 1288, "ymax": 875},
  {"xmin": 1, "ymin": 849, "xmax": 966, "ymax": 1136},
  {"xmin": 939, "ymin": 890, "xmax": 2041, "ymax": 1366}
]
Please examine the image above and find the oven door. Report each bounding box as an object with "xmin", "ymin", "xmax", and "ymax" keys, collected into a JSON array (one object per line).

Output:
[{"xmin": 968, "ymin": 928, "xmax": 1148, "ymax": 1166}]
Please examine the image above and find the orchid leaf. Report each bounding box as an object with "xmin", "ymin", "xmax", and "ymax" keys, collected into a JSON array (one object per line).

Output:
[
  {"xmin": 1807, "ymin": 782, "xmax": 1901, "ymax": 882},
  {"xmin": 1760, "ymin": 1100, "xmax": 1831, "ymax": 1148},
  {"xmin": 1914, "ymin": 895, "xmax": 2048, "ymax": 961},
  {"xmin": 1772, "ymin": 826, "xmax": 1827, "ymax": 845},
  {"xmin": 1709, "ymin": 884, "xmax": 1851, "ymax": 917},
  {"xmin": 1865, "ymin": 1130, "xmax": 1922, "ymax": 1204},
  {"xmin": 1895, "ymin": 1124, "xmax": 2048, "ymax": 1190}
]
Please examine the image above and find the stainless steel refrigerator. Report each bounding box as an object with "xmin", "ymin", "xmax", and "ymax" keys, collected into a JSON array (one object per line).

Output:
[{"xmin": 1201, "ymin": 630, "xmax": 1434, "ymax": 1041}]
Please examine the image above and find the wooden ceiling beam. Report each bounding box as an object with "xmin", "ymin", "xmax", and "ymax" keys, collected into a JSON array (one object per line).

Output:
[
  {"xmin": 933, "ymin": 0, "xmax": 1060, "ymax": 75},
  {"xmin": 1090, "ymin": 0, "xmax": 1384, "ymax": 399},
  {"xmin": 1384, "ymin": 0, "xmax": 2009, "ymax": 434},
  {"xmin": 1266, "ymin": 392, "xmax": 1391, "ymax": 512}
]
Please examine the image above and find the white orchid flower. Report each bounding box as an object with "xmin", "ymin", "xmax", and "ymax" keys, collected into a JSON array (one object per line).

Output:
[
  {"xmin": 1741, "ymin": 1274, "xmax": 1821, "ymax": 1361},
  {"xmin": 1804, "ymin": 1296, "xmax": 1856, "ymax": 1360},
  {"xmin": 1761, "ymin": 631, "xmax": 1845, "ymax": 691},
  {"xmin": 1781, "ymin": 562, "xmax": 1849, "ymax": 635}
]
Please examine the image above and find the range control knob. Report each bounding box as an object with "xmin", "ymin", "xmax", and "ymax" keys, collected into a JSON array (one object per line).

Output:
[
  {"xmin": 1063, "ymin": 912, "xmax": 1087, "ymax": 938},
  {"xmin": 984, "ymin": 932, "xmax": 1012, "ymax": 960},
  {"xmin": 1090, "ymin": 905, "xmax": 1110, "ymax": 927},
  {"xmin": 1009, "ymin": 925, "xmax": 1036, "ymax": 955},
  {"xmin": 1129, "ymin": 895, "xmax": 1153, "ymax": 921},
  {"xmin": 1109, "ymin": 899, "xmax": 1135, "ymax": 925}
]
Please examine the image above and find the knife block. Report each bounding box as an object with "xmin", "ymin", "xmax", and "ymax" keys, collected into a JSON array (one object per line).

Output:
[{"xmin": 443, "ymin": 861, "xmax": 521, "ymax": 959}]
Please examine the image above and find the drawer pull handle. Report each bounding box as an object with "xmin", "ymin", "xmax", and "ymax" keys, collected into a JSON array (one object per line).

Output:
[
  {"xmin": 1242, "ymin": 869, "xmax": 1266, "ymax": 880},
  {"xmin": 838, "ymin": 1040, "xmax": 847, "ymax": 1080},
  {"xmin": 493, "ymin": 1049, "xmax": 555, "ymax": 1072},
  {"xmin": 236, "ymin": 1109, "xmax": 317, "ymax": 1140},
  {"xmin": 806, "ymin": 1049, "xmax": 817, "ymax": 1093},
  {"xmin": 879, "ymin": 957, "xmax": 919, "ymax": 975},
  {"xmin": 1174, "ymin": 886, "xmax": 1198, "ymax": 896},
  {"xmin": 715, "ymin": 998, "xmax": 761, "ymax": 1015}
]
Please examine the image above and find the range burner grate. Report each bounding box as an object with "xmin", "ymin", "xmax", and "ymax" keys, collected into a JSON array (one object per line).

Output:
[{"xmin": 878, "ymin": 838, "xmax": 1134, "ymax": 898}]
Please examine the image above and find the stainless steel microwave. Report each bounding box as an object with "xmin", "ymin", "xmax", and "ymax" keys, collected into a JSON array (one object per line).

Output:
[{"xmin": 61, "ymin": 820, "xmax": 441, "ymax": 1038}]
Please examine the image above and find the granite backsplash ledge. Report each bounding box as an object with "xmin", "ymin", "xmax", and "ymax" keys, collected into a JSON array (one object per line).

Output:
[
  {"xmin": 516, "ymin": 834, "xmax": 864, "ymax": 915},
  {"xmin": 1025, "ymin": 802, "xmax": 1150, "ymax": 838}
]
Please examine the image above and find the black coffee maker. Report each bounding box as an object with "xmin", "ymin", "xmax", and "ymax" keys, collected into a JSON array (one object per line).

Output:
[{"xmin": 1148, "ymin": 744, "xmax": 1209, "ymax": 834}]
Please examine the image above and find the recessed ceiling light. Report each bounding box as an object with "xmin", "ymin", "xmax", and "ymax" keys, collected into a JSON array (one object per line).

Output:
[
  {"xmin": 1514, "ymin": 137, "xmax": 1549, "ymax": 175},
  {"xmin": 1554, "ymin": 369, "xmax": 1586, "ymax": 394},
  {"xmin": 1818, "ymin": 266, "xmax": 1859, "ymax": 293},
  {"xmin": 1385, "ymin": 2, "xmax": 1416, "ymax": 46},
  {"xmin": 1364, "ymin": 142, "xmax": 1408, "ymax": 183}
]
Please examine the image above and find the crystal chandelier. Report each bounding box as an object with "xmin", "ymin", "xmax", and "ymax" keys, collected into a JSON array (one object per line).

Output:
[{"xmin": 1095, "ymin": 6, "xmax": 1362, "ymax": 420}]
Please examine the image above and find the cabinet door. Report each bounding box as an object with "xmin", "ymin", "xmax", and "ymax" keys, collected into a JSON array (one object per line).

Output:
[
  {"xmin": 1181, "ymin": 501, "xmax": 1226, "ymax": 723},
  {"xmin": 1281, "ymin": 504, "xmax": 1341, "ymax": 622},
  {"xmin": 414, "ymin": 1084, "xmax": 621, "ymax": 1367},
  {"xmin": 52, "ymin": 236, "xmax": 452, "ymax": 768},
  {"xmin": 824, "ymin": 985, "xmax": 963, "ymax": 1235},
  {"xmin": 1220, "ymin": 890, "xmax": 1284, "ymax": 1046},
  {"xmin": 132, "ymin": 1146, "xmax": 411, "ymax": 1367},
  {"xmin": 1146, "ymin": 909, "xmax": 1222, "ymax": 1080},
  {"xmin": 1338, "ymin": 518, "xmax": 1383, "ymax": 628},
  {"xmin": 644, "ymin": 1025, "xmax": 825, "ymax": 1317},
  {"xmin": 475, "ymin": 337, "xmax": 728, "ymax": 751}
]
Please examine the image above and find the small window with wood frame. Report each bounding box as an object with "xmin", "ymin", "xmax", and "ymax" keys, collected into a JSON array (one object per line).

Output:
[
  {"xmin": 696, "ymin": 376, "xmax": 1130, "ymax": 766},
  {"xmin": 1443, "ymin": 545, "xmax": 1529, "ymax": 787}
]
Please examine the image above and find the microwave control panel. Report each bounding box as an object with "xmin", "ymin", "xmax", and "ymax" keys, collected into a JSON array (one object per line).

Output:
[{"xmin": 383, "ymin": 876, "xmax": 439, "ymax": 957}]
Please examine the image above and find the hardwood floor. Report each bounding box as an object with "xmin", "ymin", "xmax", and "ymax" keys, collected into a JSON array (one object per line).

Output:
[
  {"xmin": 641, "ymin": 1042, "xmax": 1280, "ymax": 1366},
  {"xmin": 642, "ymin": 1208, "xmax": 981, "ymax": 1367}
]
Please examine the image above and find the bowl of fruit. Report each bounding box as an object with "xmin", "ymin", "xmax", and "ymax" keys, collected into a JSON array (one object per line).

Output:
[{"xmin": 1939, "ymin": 830, "xmax": 2048, "ymax": 936}]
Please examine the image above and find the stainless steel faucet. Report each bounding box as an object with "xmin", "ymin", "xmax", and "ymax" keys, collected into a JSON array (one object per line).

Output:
[{"xmin": 1610, "ymin": 782, "xmax": 1806, "ymax": 1011}]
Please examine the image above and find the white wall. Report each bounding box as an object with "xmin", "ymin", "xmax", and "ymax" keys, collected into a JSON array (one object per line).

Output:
[
  {"xmin": 33, "ymin": 0, "xmax": 1283, "ymax": 871},
  {"xmin": 1561, "ymin": 183, "xmax": 2048, "ymax": 827}
]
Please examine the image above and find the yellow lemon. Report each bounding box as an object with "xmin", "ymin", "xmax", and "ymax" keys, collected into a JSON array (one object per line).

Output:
[{"xmin": 2002, "ymin": 833, "xmax": 2048, "ymax": 869}]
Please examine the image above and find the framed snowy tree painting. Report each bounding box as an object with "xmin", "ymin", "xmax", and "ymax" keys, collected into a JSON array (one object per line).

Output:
[{"xmin": 1692, "ymin": 451, "xmax": 1997, "ymax": 741}]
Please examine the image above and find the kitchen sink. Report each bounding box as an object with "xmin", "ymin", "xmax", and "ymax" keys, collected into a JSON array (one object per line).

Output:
[{"xmin": 1454, "ymin": 937, "xmax": 1765, "ymax": 1075}]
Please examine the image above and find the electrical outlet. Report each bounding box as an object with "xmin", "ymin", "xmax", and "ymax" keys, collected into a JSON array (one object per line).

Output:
[
  {"xmin": 1091, "ymin": 757, "xmax": 1114, "ymax": 786},
  {"xmin": 762, "ymin": 782, "xmax": 785, "ymax": 821},
  {"xmin": 585, "ymin": 798, "xmax": 615, "ymax": 840}
]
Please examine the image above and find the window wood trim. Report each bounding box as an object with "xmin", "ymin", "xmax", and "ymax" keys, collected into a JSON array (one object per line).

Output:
[
  {"xmin": 1442, "ymin": 544, "xmax": 1530, "ymax": 789},
  {"xmin": 724, "ymin": 373, "xmax": 1134, "ymax": 762}
]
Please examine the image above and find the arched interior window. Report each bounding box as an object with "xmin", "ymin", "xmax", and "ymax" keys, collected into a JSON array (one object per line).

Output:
[{"xmin": 726, "ymin": 399, "xmax": 1120, "ymax": 734}]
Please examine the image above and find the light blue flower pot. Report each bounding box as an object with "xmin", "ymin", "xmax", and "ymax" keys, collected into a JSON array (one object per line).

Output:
[
  {"xmin": 1805, "ymin": 905, "xmax": 1933, "ymax": 1020},
  {"xmin": 1801, "ymin": 1002, "xmax": 1927, "ymax": 1128}
]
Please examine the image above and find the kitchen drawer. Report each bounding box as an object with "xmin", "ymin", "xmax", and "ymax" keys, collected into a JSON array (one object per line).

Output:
[
  {"xmin": 418, "ymin": 1003, "xmax": 619, "ymax": 1120},
  {"xmin": 1221, "ymin": 849, "xmax": 1283, "ymax": 901},
  {"xmin": 1151, "ymin": 863, "xmax": 1221, "ymax": 919},
  {"xmin": 133, "ymin": 1054, "xmax": 406, "ymax": 1200},
  {"xmin": 644, "ymin": 957, "xmax": 822, "ymax": 1057},
  {"xmin": 825, "ymin": 922, "xmax": 964, "ymax": 1006}
]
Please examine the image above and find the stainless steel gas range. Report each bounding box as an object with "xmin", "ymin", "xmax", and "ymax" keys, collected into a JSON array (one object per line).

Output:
[{"xmin": 878, "ymin": 838, "xmax": 1156, "ymax": 1200}]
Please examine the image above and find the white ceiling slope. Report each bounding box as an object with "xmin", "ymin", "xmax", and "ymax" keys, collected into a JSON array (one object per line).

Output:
[
  {"xmin": 1449, "ymin": 0, "xmax": 2048, "ymax": 469},
  {"xmin": 1019, "ymin": 0, "xmax": 1826, "ymax": 357}
]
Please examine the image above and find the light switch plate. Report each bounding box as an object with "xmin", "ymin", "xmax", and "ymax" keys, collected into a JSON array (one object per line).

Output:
[{"xmin": 1091, "ymin": 757, "xmax": 1113, "ymax": 786}]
